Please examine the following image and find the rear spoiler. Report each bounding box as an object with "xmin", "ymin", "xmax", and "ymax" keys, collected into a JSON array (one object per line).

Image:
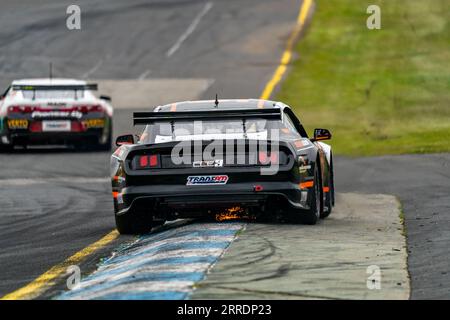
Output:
[
  {"xmin": 11, "ymin": 84, "xmax": 98, "ymax": 91},
  {"xmin": 133, "ymin": 108, "xmax": 282, "ymax": 125}
]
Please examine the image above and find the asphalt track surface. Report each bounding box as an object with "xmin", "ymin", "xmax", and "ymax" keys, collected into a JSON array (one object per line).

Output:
[
  {"xmin": 0, "ymin": 0, "xmax": 449, "ymax": 300},
  {"xmin": 336, "ymin": 154, "xmax": 450, "ymax": 299},
  {"xmin": 0, "ymin": 0, "xmax": 304, "ymax": 297}
]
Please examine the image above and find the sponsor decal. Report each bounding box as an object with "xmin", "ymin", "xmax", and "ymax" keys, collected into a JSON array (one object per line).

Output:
[
  {"xmin": 82, "ymin": 118, "xmax": 105, "ymax": 128},
  {"xmin": 116, "ymin": 192, "xmax": 124, "ymax": 204},
  {"xmin": 299, "ymin": 164, "xmax": 311, "ymax": 173},
  {"xmin": 32, "ymin": 111, "xmax": 83, "ymax": 119},
  {"xmin": 186, "ymin": 175, "xmax": 228, "ymax": 185},
  {"xmin": 47, "ymin": 102, "xmax": 67, "ymax": 107},
  {"xmin": 7, "ymin": 119, "xmax": 28, "ymax": 129},
  {"xmin": 42, "ymin": 120, "xmax": 71, "ymax": 132},
  {"xmin": 192, "ymin": 159, "xmax": 223, "ymax": 168}
]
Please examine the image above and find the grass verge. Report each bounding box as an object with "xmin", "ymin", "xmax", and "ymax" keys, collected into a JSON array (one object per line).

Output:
[{"xmin": 277, "ymin": 0, "xmax": 450, "ymax": 156}]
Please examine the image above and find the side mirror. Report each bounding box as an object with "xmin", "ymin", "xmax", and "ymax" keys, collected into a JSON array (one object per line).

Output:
[
  {"xmin": 100, "ymin": 95, "xmax": 112, "ymax": 102},
  {"xmin": 313, "ymin": 128, "xmax": 332, "ymax": 141},
  {"xmin": 115, "ymin": 134, "xmax": 135, "ymax": 146}
]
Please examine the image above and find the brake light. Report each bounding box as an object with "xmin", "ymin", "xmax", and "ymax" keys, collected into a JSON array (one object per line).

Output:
[
  {"xmin": 89, "ymin": 105, "xmax": 103, "ymax": 112},
  {"xmin": 79, "ymin": 106, "xmax": 89, "ymax": 113},
  {"xmin": 149, "ymin": 155, "xmax": 158, "ymax": 167},
  {"xmin": 258, "ymin": 151, "xmax": 279, "ymax": 165},
  {"xmin": 73, "ymin": 105, "xmax": 103, "ymax": 113},
  {"xmin": 136, "ymin": 155, "xmax": 159, "ymax": 169},
  {"xmin": 8, "ymin": 105, "xmax": 35, "ymax": 113},
  {"xmin": 140, "ymin": 155, "xmax": 148, "ymax": 167},
  {"xmin": 8, "ymin": 106, "xmax": 21, "ymax": 113},
  {"xmin": 23, "ymin": 106, "xmax": 34, "ymax": 113}
]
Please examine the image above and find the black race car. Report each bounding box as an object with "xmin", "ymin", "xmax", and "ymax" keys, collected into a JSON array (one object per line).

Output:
[{"xmin": 111, "ymin": 99, "xmax": 334, "ymax": 234}]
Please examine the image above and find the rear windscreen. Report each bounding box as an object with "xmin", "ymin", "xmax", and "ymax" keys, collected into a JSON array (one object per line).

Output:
[
  {"xmin": 139, "ymin": 119, "xmax": 301, "ymax": 144},
  {"xmin": 21, "ymin": 88, "xmax": 85, "ymax": 100}
]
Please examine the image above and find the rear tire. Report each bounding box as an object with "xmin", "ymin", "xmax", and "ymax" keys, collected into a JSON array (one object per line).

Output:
[
  {"xmin": 0, "ymin": 143, "xmax": 13, "ymax": 153},
  {"xmin": 98, "ymin": 127, "xmax": 112, "ymax": 152},
  {"xmin": 321, "ymin": 166, "xmax": 334, "ymax": 218},
  {"xmin": 97, "ymin": 140, "xmax": 112, "ymax": 152},
  {"xmin": 321, "ymin": 191, "xmax": 332, "ymax": 219},
  {"xmin": 287, "ymin": 164, "xmax": 321, "ymax": 225},
  {"xmin": 115, "ymin": 210, "xmax": 154, "ymax": 235}
]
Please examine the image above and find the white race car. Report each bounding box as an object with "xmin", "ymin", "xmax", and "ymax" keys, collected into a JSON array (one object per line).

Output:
[{"xmin": 0, "ymin": 78, "xmax": 113, "ymax": 151}]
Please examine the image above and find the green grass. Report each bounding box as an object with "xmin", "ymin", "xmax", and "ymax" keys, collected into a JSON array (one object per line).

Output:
[{"xmin": 277, "ymin": 0, "xmax": 450, "ymax": 156}]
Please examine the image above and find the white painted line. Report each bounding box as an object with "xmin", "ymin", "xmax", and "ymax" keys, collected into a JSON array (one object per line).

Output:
[
  {"xmin": 116, "ymin": 236, "xmax": 236, "ymax": 258},
  {"xmin": 0, "ymin": 177, "xmax": 109, "ymax": 186},
  {"xmin": 57, "ymin": 221, "xmax": 244, "ymax": 300},
  {"xmin": 98, "ymin": 248, "xmax": 224, "ymax": 273},
  {"xmin": 186, "ymin": 223, "xmax": 244, "ymax": 231},
  {"xmin": 82, "ymin": 59, "xmax": 103, "ymax": 79},
  {"xmin": 78, "ymin": 263, "xmax": 212, "ymax": 289},
  {"xmin": 68, "ymin": 281, "xmax": 196, "ymax": 300},
  {"xmin": 138, "ymin": 69, "xmax": 151, "ymax": 80},
  {"xmin": 166, "ymin": 2, "xmax": 213, "ymax": 57}
]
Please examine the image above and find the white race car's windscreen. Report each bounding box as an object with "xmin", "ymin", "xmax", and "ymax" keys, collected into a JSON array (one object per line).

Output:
[{"xmin": 139, "ymin": 119, "xmax": 301, "ymax": 144}]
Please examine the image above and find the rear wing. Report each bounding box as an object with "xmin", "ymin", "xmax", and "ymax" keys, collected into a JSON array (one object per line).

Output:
[
  {"xmin": 11, "ymin": 84, "xmax": 98, "ymax": 91},
  {"xmin": 133, "ymin": 108, "xmax": 282, "ymax": 125}
]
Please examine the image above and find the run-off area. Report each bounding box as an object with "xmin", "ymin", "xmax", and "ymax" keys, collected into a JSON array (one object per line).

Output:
[{"xmin": 56, "ymin": 193, "xmax": 410, "ymax": 300}]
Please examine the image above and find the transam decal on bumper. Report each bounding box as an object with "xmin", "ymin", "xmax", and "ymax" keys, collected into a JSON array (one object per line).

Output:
[{"xmin": 186, "ymin": 175, "xmax": 229, "ymax": 186}]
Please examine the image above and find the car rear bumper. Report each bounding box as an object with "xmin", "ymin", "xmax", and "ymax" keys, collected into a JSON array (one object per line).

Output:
[
  {"xmin": 1, "ymin": 116, "xmax": 111, "ymax": 146},
  {"xmin": 5, "ymin": 131, "xmax": 104, "ymax": 145},
  {"xmin": 114, "ymin": 181, "xmax": 312, "ymax": 216}
]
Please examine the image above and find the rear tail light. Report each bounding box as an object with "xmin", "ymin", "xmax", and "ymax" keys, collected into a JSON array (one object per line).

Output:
[
  {"xmin": 149, "ymin": 155, "xmax": 158, "ymax": 167},
  {"xmin": 8, "ymin": 105, "xmax": 35, "ymax": 113},
  {"xmin": 73, "ymin": 105, "xmax": 104, "ymax": 113},
  {"xmin": 89, "ymin": 105, "xmax": 103, "ymax": 112},
  {"xmin": 8, "ymin": 104, "xmax": 103, "ymax": 115},
  {"xmin": 79, "ymin": 106, "xmax": 89, "ymax": 113},
  {"xmin": 258, "ymin": 151, "xmax": 279, "ymax": 165},
  {"xmin": 139, "ymin": 155, "xmax": 148, "ymax": 167},
  {"xmin": 134, "ymin": 154, "xmax": 160, "ymax": 169},
  {"xmin": 8, "ymin": 106, "xmax": 21, "ymax": 113}
]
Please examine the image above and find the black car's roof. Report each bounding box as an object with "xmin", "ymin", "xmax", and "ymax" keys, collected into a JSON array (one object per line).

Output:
[{"xmin": 156, "ymin": 99, "xmax": 282, "ymax": 112}]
